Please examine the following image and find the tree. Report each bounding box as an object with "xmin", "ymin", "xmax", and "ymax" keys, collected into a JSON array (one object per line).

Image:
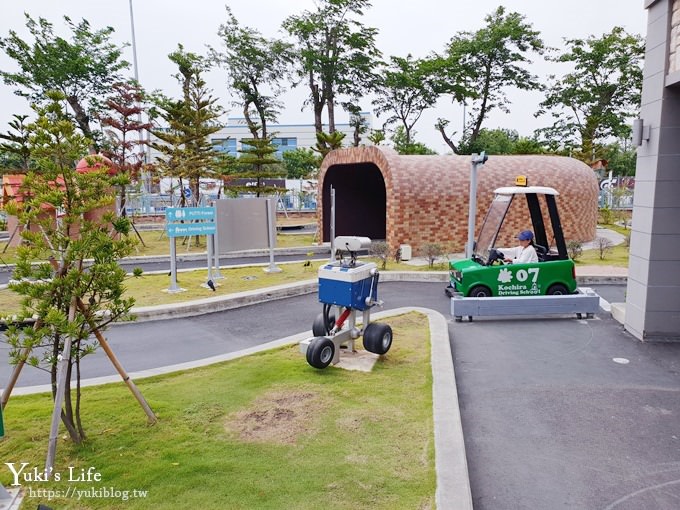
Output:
[
  {"xmin": 282, "ymin": 0, "xmax": 382, "ymax": 151},
  {"xmin": 4, "ymin": 92, "xmax": 138, "ymax": 444},
  {"xmin": 603, "ymin": 141, "xmax": 637, "ymax": 176},
  {"xmin": 535, "ymin": 27, "xmax": 644, "ymax": 162},
  {"xmin": 150, "ymin": 46, "xmax": 222, "ymax": 206},
  {"xmin": 314, "ymin": 130, "xmax": 346, "ymax": 158},
  {"xmin": 372, "ymin": 54, "xmax": 439, "ymax": 146},
  {"xmin": 211, "ymin": 6, "xmax": 293, "ymax": 140},
  {"xmin": 433, "ymin": 7, "xmax": 545, "ymax": 154},
  {"xmin": 0, "ymin": 14, "xmax": 129, "ymax": 147},
  {"xmin": 347, "ymin": 106, "xmax": 368, "ymax": 147},
  {"xmin": 282, "ymin": 148, "xmax": 322, "ymax": 179},
  {"xmin": 224, "ymin": 137, "xmax": 284, "ymax": 197},
  {"xmin": 367, "ymin": 129, "xmax": 386, "ymax": 145},
  {"xmin": 99, "ymin": 81, "xmax": 151, "ymax": 219},
  {"xmin": 0, "ymin": 114, "xmax": 31, "ymax": 171},
  {"xmin": 465, "ymin": 128, "xmax": 546, "ymax": 155},
  {"xmin": 391, "ymin": 126, "xmax": 437, "ymax": 155}
]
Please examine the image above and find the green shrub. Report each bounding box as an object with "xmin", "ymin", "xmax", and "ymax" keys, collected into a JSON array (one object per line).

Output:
[{"xmin": 567, "ymin": 240, "xmax": 583, "ymax": 261}]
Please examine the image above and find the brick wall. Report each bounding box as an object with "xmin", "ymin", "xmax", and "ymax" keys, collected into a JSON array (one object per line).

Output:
[{"xmin": 318, "ymin": 146, "xmax": 599, "ymax": 255}]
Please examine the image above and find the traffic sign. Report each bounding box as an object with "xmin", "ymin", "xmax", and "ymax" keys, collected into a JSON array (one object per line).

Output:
[
  {"xmin": 167, "ymin": 223, "xmax": 216, "ymax": 237},
  {"xmin": 166, "ymin": 206, "xmax": 215, "ymax": 222},
  {"xmin": 183, "ymin": 187, "xmax": 192, "ymax": 199}
]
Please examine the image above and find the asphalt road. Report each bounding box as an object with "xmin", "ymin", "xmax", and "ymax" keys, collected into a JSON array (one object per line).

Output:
[{"xmin": 5, "ymin": 282, "xmax": 678, "ymax": 509}]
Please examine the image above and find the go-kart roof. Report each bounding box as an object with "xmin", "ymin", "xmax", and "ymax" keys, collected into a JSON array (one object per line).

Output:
[{"xmin": 494, "ymin": 186, "xmax": 559, "ymax": 196}]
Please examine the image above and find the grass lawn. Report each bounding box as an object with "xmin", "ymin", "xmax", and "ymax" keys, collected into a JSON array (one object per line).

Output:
[{"xmin": 0, "ymin": 312, "xmax": 435, "ymax": 509}]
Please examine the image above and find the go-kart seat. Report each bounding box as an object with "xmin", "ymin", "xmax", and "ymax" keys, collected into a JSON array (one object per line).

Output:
[{"xmin": 534, "ymin": 244, "xmax": 548, "ymax": 261}]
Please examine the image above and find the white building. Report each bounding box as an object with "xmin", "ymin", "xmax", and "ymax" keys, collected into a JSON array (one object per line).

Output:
[{"xmin": 148, "ymin": 112, "xmax": 373, "ymax": 162}]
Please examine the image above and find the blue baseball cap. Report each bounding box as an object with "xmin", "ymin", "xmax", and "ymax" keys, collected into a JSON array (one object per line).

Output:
[{"xmin": 517, "ymin": 230, "xmax": 534, "ymax": 241}]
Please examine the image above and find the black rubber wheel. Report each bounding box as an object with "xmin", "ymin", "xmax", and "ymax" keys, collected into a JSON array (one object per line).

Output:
[
  {"xmin": 312, "ymin": 312, "xmax": 334, "ymax": 336},
  {"xmin": 363, "ymin": 322, "xmax": 393, "ymax": 355},
  {"xmin": 468, "ymin": 285, "xmax": 492, "ymax": 298},
  {"xmin": 547, "ymin": 283, "xmax": 569, "ymax": 295},
  {"xmin": 306, "ymin": 337, "xmax": 335, "ymax": 369}
]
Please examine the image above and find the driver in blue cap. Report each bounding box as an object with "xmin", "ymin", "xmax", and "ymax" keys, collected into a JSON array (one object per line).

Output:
[{"xmin": 502, "ymin": 230, "xmax": 538, "ymax": 264}]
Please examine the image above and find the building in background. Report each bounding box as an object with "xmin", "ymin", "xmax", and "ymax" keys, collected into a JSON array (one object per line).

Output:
[{"xmin": 148, "ymin": 112, "xmax": 373, "ymax": 162}]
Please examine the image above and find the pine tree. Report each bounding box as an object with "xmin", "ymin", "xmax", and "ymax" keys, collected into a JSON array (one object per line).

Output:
[
  {"xmin": 4, "ymin": 92, "xmax": 138, "ymax": 444},
  {"xmin": 225, "ymin": 137, "xmax": 284, "ymax": 197},
  {"xmin": 100, "ymin": 81, "xmax": 151, "ymax": 219},
  {"xmin": 150, "ymin": 45, "xmax": 222, "ymax": 206}
]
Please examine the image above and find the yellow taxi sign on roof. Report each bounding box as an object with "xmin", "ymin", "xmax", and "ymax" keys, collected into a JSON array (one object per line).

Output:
[{"xmin": 515, "ymin": 175, "xmax": 528, "ymax": 187}]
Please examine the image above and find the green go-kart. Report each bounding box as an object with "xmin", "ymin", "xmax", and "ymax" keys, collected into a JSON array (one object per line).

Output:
[{"xmin": 446, "ymin": 185, "xmax": 578, "ymax": 298}]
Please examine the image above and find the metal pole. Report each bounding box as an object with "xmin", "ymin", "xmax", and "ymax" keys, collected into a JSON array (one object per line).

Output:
[
  {"xmin": 212, "ymin": 210, "xmax": 223, "ymax": 279},
  {"xmin": 206, "ymin": 232, "xmax": 214, "ymax": 282},
  {"xmin": 167, "ymin": 236, "xmax": 183, "ymax": 292},
  {"xmin": 466, "ymin": 152, "xmax": 487, "ymax": 258},
  {"xmin": 129, "ymin": 0, "xmax": 149, "ymax": 198},
  {"xmin": 264, "ymin": 198, "xmax": 281, "ymax": 273},
  {"xmin": 329, "ymin": 186, "xmax": 336, "ymax": 262}
]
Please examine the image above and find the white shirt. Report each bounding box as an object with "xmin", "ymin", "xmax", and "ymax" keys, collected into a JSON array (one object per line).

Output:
[{"xmin": 501, "ymin": 245, "xmax": 538, "ymax": 264}]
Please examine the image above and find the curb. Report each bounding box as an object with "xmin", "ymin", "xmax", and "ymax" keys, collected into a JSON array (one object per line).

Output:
[
  {"xmin": 131, "ymin": 280, "xmax": 318, "ymax": 322},
  {"xmin": 124, "ymin": 271, "xmax": 626, "ymax": 323},
  {"xmin": 4, "ymin": 307, "xmax": 472, "ymax": 510}
]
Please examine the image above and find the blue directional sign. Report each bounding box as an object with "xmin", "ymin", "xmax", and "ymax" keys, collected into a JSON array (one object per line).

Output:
[
  {"xmin": 167, "ymin": 222, "xmax": 216, "ymax": 237},
  {"xmin": 166, "ymin": 207, "xmax": 215, "ymax": 222},
  {"xmin": 165, "ymin": 207, "xmax": 216, "ymax": 238}
]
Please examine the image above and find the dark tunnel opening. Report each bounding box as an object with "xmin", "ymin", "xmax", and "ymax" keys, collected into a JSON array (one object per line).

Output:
[{"xmin": 322, "ymin": 163, "xmax": 386, "ymax": 242}]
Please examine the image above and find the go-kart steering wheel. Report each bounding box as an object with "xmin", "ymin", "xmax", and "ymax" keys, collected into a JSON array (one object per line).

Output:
[{"xmin": 486, "ymin": 249, "xmax": 505, "ymax": 266}]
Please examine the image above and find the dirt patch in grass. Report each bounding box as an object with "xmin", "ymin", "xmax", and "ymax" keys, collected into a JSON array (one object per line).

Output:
[{"xmin": 225, "ymin": 389, "xmax": 325, "ymax": 445}]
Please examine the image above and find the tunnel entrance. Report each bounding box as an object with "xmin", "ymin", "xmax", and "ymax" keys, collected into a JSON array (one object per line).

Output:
[{"xmin": 322, "ymin": 163, "xmax": 386, "ymax": 242}]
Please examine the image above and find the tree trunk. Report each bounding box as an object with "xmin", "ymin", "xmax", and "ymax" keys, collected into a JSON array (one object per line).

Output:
[
  {"xmin": 309, "ymin": 78, "xmax": 324, "ymax": 134},
  {"xmin": 66, "ymin": 95, "xmax": 97, "ymax": 150},
  {"xmin": 61, "ymin": 359, "xmax": 81, "ymax": 444},
  {"xmin": 436, "ymin": 123, "xmax": 461, "ymax": 155}
]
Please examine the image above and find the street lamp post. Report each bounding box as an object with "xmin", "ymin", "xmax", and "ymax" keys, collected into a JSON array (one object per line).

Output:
[
  {"xmin": 128, "ymin": 0, "xmax": 150, "ymax": 200},
  {"xmin": 466, "ymin": 152, "xmax": 488, "ymax": 258}
]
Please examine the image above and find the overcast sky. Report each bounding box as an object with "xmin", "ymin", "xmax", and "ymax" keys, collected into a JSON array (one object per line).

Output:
[{"xmin": 0, "ymin": 1, "xmax": 648, "ymax": 152}]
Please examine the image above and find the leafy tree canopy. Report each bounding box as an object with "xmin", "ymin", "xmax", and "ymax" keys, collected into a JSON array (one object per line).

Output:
[
  {"xmin": 391, "ymin": 126, "xmax": 437, "ymax": 155},
  {"xmin": 282, "ymin": 147, "xmax": 322, "ymax": 179},
  {"xmin": 282, "ymin": 0, "xmax": 382, "ymax": 143},
  {"xmin": 0, "ymin": 14, "xmax": 129, "ymax": 146},
  {"xmin": 433, "ymin": 6, "xmax": 545, "ymax": 154},
  {"xmin": 535, "ymin": 27, "xmax": 644, "ymax": 162},
  {"xmin": 372, "ymin": 54, "xmax": 439, "ymax": 146},
  {"xmin": 212, "ymin": 6, "xmax": 294, "ymax": 140}
]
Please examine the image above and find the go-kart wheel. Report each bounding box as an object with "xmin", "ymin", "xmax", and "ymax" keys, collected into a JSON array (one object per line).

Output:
[
  {"xmin": 547, "ymin": 283, "xmax": 569, "ymax": 295},
  {"xmin": 312, "ymin": 312, "xmax": 334, "ymax": 336},
  {"xmin": 306, "ymin": 337, "xmax": 335, "ymax": 369},
  {"xmin": 363, "ymin": 322, "xmax": 393, "ymax": 355},
  {"xmin": 468, "ymin": 285, "xmax": 492, "ymax": 297}
]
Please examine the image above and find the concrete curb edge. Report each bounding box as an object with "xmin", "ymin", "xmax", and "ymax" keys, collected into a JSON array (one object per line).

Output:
[{"xmin": 6, "ymin": 307, "xmax": 472, "ymax": 508}]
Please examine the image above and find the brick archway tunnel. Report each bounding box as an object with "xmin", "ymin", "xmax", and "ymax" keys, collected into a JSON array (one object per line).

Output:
[{"xmin": 317, "ymin": 146, "xmax": 599, "ymax": 255}]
